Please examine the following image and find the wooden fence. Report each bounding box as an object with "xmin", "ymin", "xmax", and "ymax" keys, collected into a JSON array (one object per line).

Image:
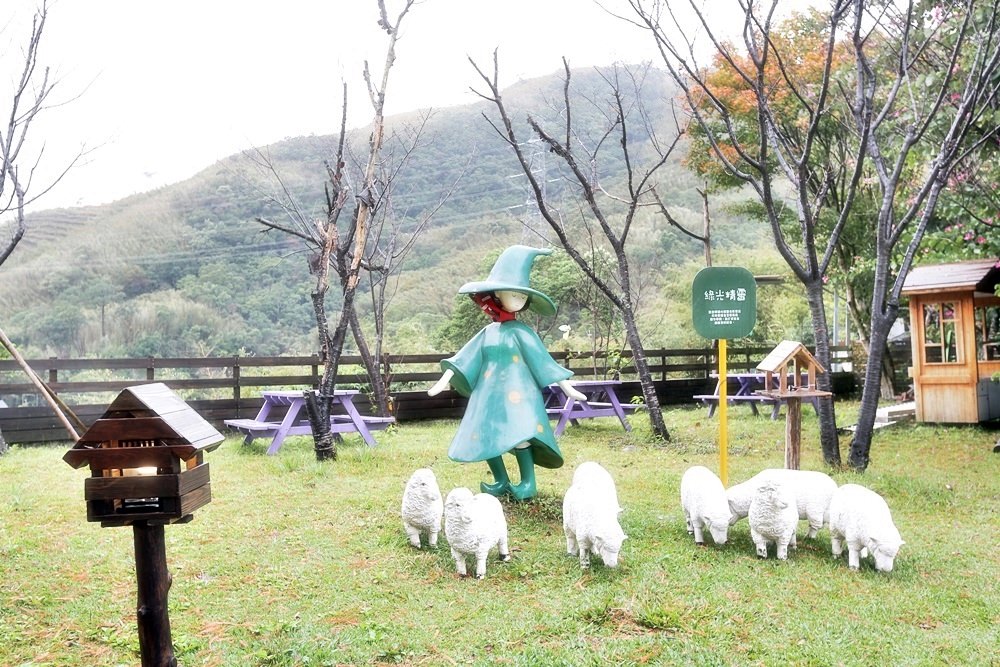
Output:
[{"xmin": 0, "ymin": 346, "xmax": 862, "ymax": 444}]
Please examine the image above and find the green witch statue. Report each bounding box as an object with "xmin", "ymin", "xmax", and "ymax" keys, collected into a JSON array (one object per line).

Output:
[{"xmin": 428, "ymin": 245, "xmax": 585, "ymax": 501}]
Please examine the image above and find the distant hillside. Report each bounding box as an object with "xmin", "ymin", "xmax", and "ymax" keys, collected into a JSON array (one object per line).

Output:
[{"xmin": 0, "ymin": 65, "xmax": 791, "ymax": 359}]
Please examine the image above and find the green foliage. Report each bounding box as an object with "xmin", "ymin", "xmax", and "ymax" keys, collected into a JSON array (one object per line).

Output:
[
  {"xmin": 920, "ymin": 221, "xmax": 1000, "ymax": 264},
  {"xmin": 433, "ymin": 293, "xmax": 486, "ymax": 351}
]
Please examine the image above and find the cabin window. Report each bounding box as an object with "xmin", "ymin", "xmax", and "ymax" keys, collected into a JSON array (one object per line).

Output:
[
  {"xmin": 922, "ymin": 302, "xmax": 960, "ymax": 364},
  {"xmin": 975, "ymin": 304, "xmax": 1000, "ymax": 361}
]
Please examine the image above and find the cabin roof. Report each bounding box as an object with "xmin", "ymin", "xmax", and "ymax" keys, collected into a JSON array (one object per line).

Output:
[{"xmin": 902, "ymin": 258, "xmax": 1000, "ymax": 296}]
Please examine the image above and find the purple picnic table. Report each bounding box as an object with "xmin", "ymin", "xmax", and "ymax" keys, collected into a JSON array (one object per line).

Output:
[
  {"xmin": 545, "ymin": 379, "xmax": 643, "ymax": 436},
  {"xmin": 224, "ymin": 389, "xmax": 395, "ymax": 454},
  {"xmin": 693, "ymin": 372, "xmax": 819, "ymax": 420}
]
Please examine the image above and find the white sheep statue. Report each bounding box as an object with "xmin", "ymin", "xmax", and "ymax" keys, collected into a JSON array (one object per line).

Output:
[
  {"xmin": 727, "ymin": 468, "xmax": 838, "ymax": 538},
  {"xmin": 679, "ymin": 465, "xmax": 730, "ymax": 546},
  {"xmin": 400, "ymin": 468, "xmax": 443, "ymax": 549},
  {"xmin": 828, "ymin": 483, "xmax": 905, "ymax": 572},
  {"xmin": 443, "ymin": 487, "xmax": 511, "ymax": 579},
  {"xmin": 562, "ymin": 461, "xmax": 627, "ymax": 569},
  {"xmin": 748, "ymin": 480, "xmax": 799, "ymax": 560}
]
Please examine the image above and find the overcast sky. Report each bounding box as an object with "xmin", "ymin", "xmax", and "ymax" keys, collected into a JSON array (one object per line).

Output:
[{"xmin": 6, "ymin": 0, "xmax": 736, "ymax": 211}]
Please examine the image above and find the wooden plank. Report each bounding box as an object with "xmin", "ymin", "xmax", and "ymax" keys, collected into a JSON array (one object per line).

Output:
[
  {"xmin": 84, "ymin": 463, "xmax": 210, "ymax": 500},
  {"xmin": 179, "ymin": 484, "xmax": 212, "ymax": 516},
  {"xmin": 79, "ymin": 417, "xmax": 180, "ymax": 441},
  {"xmin": 64, "ymin": 445, "xmax": 198, "ymax": 470}
]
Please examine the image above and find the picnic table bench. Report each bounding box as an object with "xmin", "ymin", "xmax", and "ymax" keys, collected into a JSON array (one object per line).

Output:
[
  {"xmin": 225, "ymin": 389, "xmax": 394, "ymax": 454},
  {"xmin": 545, "ymin": 379, "xmax": 644, "ymax": 435}
]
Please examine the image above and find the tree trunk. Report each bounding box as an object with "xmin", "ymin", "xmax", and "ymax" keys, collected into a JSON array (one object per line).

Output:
[
  {"xmin": 843, "ymin": 287, "xmax": 898, "ymax": 400},
  {"xmin": 0, "ymin": 425, "xmax": 7, "ymax": 456},
  {"xmin": 309, "ymin": 287, "xmax": 337, "ymax": 462},
  {"xmin": 880, "ymin": 342, "xmax": 898, "ymax": 399},
  {"xmin": 805, "ymin": 281, "xmax": 841, "ymax": 466},
  {"xmin": 303, "ymin": 389, "xmax": 336, "ymax": 461},
  {"xmin": 848, "ymin": 303, "xmax": 899, "ymax": 470},
  {"xmin": 621, "ymin": 309, "xmax": 669, "ymax": 441},
  {"xmin": 349, "ymin": 308, "xmax": 390, "ymax": 417},
  {"xmin": 700, "ymin": 185, "xmax": 713, "ymax": 267}
]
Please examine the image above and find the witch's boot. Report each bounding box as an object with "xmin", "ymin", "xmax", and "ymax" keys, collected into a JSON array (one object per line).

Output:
[
  {"xmin": 480, "ymin": 456, "xmax": 512, "ymax": 497},
  {"xmin": 509, "ymin": 447, "xmax": 537, "ymax": 501}
]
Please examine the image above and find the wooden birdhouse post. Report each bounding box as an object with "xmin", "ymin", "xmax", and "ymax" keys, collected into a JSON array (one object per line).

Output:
[
  {"xmin": 63, "ymin": 383, "xmax": 223, "ymax": 667},
  {"xmin": 755, "ymin": 341, "xmax": 832, "ymax": 469}
]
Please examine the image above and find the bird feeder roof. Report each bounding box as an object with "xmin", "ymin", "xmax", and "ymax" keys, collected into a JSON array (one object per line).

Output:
[
  {"xmin": 64, "ymin": 383, "xmax": 223, "ymax": 469},
  {"xmin": 756, "ymin": 340, "xmax": 825, "ymax": 374}
]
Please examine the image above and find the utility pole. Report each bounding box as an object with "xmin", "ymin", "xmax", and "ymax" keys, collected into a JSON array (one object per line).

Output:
[{"xmin": 506, "ymin": 138, "xmax": 553, "ymax": 243}]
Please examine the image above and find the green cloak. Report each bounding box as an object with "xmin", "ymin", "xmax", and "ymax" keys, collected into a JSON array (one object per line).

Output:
[{"xmin": 441, "ymin": 320, "xmax": 573, "ymax": 468}]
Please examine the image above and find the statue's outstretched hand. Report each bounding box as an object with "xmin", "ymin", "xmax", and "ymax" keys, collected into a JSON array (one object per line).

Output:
[
  {"xmin": 558, "ymin": 379, "xmax": 587, "ymax": 402},
  {"xmin": 428, "ymin": 369, "xmax": 455, "ymax": 396}
]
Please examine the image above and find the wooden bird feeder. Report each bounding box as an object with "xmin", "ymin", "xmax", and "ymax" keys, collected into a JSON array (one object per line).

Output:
[
  {"xmin": 755, "ymin": 341, "xmax": 832, "ymax": 469},
  {"xmin": 64, "ymin": 382, "xmax": 223, "ymax": 526},
  {"xmin": 63, "ymin": 382, "xmax": 223, "ymax": 667}
]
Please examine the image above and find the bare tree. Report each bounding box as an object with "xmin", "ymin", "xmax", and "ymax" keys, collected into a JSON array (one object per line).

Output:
[
  {"xmin": 363, "ymin": 144, "xmax": 464, "ymax": 402},
  {"xmin": 651, "ymin": 184, "xmax": 712, "ymax": 266},
  {"xmin": 2, "ymin": 1, "xmax": 81, "ymax": 263},
  {"xmin": 254, "ymin": 0, "xmax": 416, "ymax": 461},
  {"xmin": 627, "ymin": 0, "xmax": 1000, "ymax": 468},
  {"xmin": 1, "ymin": 1, "xmax": 84, "ymax": 454},
  {"xmin": 470, "ymin": 56, "xmax": 680, "ymax": 441}
]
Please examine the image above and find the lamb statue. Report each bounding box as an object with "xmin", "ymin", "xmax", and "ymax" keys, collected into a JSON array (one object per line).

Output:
[
  {"xmin": 679, "ymin": 465, "xmax": 730, "ymax": 546},
  {"xmin": 828, "ymin": 483, "xmax": 904, "ymax": 572},
  {"xmin": 443, "ymin": 487, "xmax": 511, "ymax": 579},
  {"xmin": 748, "ymin": 480, "xmax": 799, "ymax": 560},
  {"xmin": 400, "ymin": 468, "xmax": 443, "ymax": 549},
  {"xmin": 562, "ymin": 461, "xmax": 627, "ymax": 569},
  {"xmin": 727, "ymin": 468, "xmax": 838, "ymax": 538}
]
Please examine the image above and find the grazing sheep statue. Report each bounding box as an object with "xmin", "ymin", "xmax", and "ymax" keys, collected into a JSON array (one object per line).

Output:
[
  {"xmin": 748, "ymin": 480, "xmax": 799, "ymax": 560},
  {"xmin": 400, "ymin": 468, "xmax": 443, "ymax": 549},
  {"xmin": 562, "ymin": 461, "xmax": 627, "ymax": 569},
  {"xmin": 828, "ymin": 483, "xmax": 904, "ymax": 573},
  {"xmin": 443, "ymin": 487, "xmax": 511, "ymax": 578},
  {"xmin": 727, "ymin": 468, "xmax": 838, "ymax": 538},
  {"xmin": 679, "ymin": 465, "xmax": 730, "ymax": 546}
]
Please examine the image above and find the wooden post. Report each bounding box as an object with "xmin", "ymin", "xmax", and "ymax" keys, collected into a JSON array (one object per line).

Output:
[
  {"xmin": 133, "ymin": 522, "xmax": 177, "ymax": 667},
  {"xmin": 784, "ymin": 397, "xmax": 801, "ymax": 470}
]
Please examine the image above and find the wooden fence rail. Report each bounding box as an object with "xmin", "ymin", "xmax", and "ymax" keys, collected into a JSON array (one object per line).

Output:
[{"xmin": 0, "ymin": 346, "xmax": 859, "ymax": 445}]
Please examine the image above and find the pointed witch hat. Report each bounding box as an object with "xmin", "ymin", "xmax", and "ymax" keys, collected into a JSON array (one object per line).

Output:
[{"xmin": 458, "ymin": 245, "xmax": 557, "ymax": 316}]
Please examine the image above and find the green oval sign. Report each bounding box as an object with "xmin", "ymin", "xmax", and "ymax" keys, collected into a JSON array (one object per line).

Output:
[{"xmin": 692, "ymin": 266, "xmax": 757, "ymax": 339}]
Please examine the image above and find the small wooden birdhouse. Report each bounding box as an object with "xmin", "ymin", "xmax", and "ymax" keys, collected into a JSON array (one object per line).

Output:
[
  {"xmin": 63, "ymin": 383, "xmax": 223, "ymax": 528},
  {"xmin": 756, "ymin": 340, "xmax": 825, "ymax": 394},
  {"xmin": 756, "ymin": 341, "xmax": 832, "ymax": 470}
]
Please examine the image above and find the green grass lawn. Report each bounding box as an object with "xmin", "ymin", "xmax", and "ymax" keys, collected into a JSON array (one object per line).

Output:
[{"xmin": 2, "ymin": 403, "xmax": 998, "ymax": 666}]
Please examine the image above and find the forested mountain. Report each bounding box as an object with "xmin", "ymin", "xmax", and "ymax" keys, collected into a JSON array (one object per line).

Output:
[{"xmin": 0, "ymin": 66, "xmax": 800, "ymax": 359}]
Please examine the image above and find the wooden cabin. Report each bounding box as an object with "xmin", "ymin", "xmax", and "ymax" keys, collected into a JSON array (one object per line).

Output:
[
  {"xmin": 901, "ymin": 258, "xmax": 1000, "ymax": 423},
  {"xmin": 63, "ymin": 382, "xmax": 224, "ymax": 527}
]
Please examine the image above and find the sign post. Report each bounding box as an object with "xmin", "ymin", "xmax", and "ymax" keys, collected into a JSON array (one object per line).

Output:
[{"xmin": 692, "ymin": 267, "xmax": 757, "ymax": 486}]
